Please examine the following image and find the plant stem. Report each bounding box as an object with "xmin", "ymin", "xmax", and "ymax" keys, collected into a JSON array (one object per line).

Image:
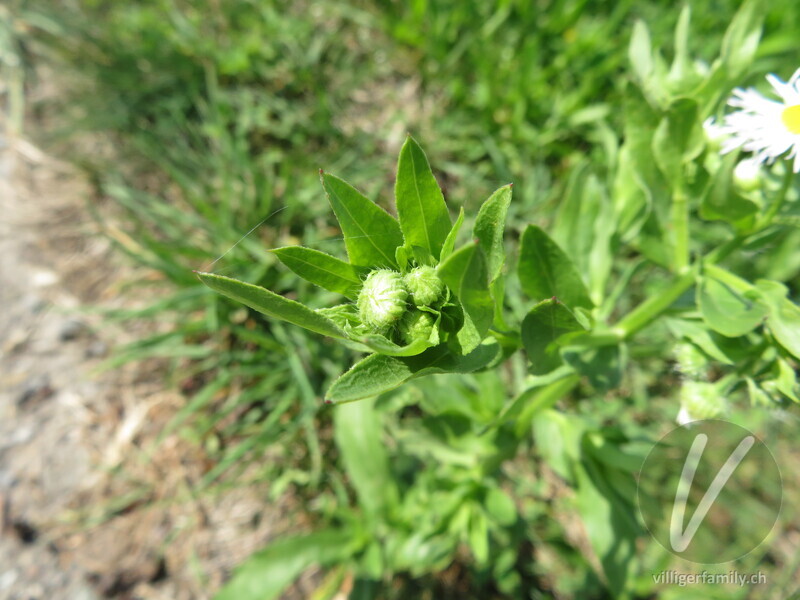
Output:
[
  {"xmin": 758, "ymin": 166, "xmax": 794, "ymax": 229},
  {"xmin": 671, "ymin": 184, "xmax": 690, "ymax": 274},
  {"xmin": 613, "ymin": 234, "xmax": 746, "ymax": 340}
]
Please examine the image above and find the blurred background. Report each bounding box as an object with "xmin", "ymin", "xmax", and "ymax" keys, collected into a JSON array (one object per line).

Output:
[{"xmin": 1, "ymin": 1, "xmax": 799, "ymax": 599}]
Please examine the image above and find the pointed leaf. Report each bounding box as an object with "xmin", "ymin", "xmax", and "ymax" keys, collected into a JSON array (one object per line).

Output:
[
  {"xmin": 698, "ymin": 273, "xmax": 767, "ymax": 337},
  {"xmin": 334, "ymin": 398, "xmax": 398, "ymax": 516},
  {"xmin": 440, "ymin": 206, "xmax": 465, "ymax": 262},
  {"xmin": 473, "ymin": 184, "xmax": 512, "ymax": 282},
  {"xmin": 197, "ymin": 272, "xmax": 346, "ymax": 339},
  {"xmin": 700, "ymin": 152, "xmax": 758, "ymax": 223},
  {"xmin": 518, "ymin": 225, "xmax": 593, "ymax": 309},
  {"xmin": 325, "ymin": 340, "xmax": 500, "ymax": 403},
  {"xmin": 438, "ymin": 243, "xmax": 494, "ymax": 353},
  {"xmin": 321, "ymin": 172, "xmax": 403, "ymax": 268},
  {"xmin": 395, "ymin": 136, "xmax": 451, "ymax": 258},
  {"xmin": 214, "ymin": 529, "xmax": 354, "ymax": 600},
  {"xmin": 357, "ymin": 333, "xmax": 434, "ymax": 357},
  {"xmin": 521, "ymin": 298, "xmax": 587, "ymax": 375},
  {"xmin": 755, "ymin": 280, "xmax": 800, "ymax": 359},
  {"xmin": 271, "ymin": 246, "xmax": 369, "ymax": 300}
]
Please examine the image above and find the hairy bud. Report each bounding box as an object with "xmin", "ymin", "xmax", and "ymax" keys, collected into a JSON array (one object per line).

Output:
[
  {"xmin": 404, "ymin": 266, "xmax": 445, "ymax": 307},
  {"xmin": 399, "ymin": 310, "xmax": 435, "ymax": 344},
  {"xmin": 677, "ymin": 381, "xmax": 726, "ymax": 425},
  {"xmin": 357, "ymin": 269, "xmax": 408, "ymax": 329}
]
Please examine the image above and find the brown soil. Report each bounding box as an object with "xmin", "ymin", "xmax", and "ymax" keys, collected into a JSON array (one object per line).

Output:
[{"xmin": 0, "ymin": 90, "xmax": 286, "ymax": 600}]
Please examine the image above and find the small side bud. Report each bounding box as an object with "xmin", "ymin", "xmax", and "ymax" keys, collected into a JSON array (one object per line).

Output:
[
  {"xmin": 674, "ymin": 342, "xmax": 707, "ymax": 381},
  {"xmin": 733, "ymin": 157, "xmax": 763, "ymax": 191},
  {"xmin": 399, "ymin": 310, "xmax": 435, "ymax": 344},
  {"xmin": 403, "ymin": 266, "xmax": 445, "ymax": 307},
  {"xmin": 357, "ymin": 269, "xmax": 408, "ymax": 329},
  {"xmin": 678, "ymin": 381, "xmax": 726, "ymax": 425}
]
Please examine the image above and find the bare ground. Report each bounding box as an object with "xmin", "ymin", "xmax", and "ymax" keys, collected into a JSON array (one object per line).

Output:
[{"xmin": 0, "ymin": 102, "xmax": 289, "ymax": 599}]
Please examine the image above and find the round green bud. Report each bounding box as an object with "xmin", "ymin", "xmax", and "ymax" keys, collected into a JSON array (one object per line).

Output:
[
  {"xmin": 399, "ymin": 310, "xmax": 435, "ymax": 344},
  {"xmin": 674, "ymin": 342, "xmax": 707, "ymax": 381},
  {"xmin": 733, "ymin": 158, "xmax": 762, "ymax": 192},
  {"xmin": 403, "ymin": 266, "xmax": 445, "ymax": 306},
  {"xmin": 357, "ymin": 269, "xmax": 408, "ymax": 329},
  {"xmin": 678, "ymin": 381, "xmax": 726, "ymax": 425}
]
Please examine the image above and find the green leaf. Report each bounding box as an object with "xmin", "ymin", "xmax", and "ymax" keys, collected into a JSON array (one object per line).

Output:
[
  {"xmin": 776, "ymin": 358, "xmax": 800, "ymax": 402},
  {"xmin": 484, "ymin": 487, "xmax": 517, "ymax": 527},
  {"xmin": 755, "ymin": 279, "xmax": 800, "ymax": 360},
  {"xmin": 700, "ymin": 152, "xmax": 759, "ymax": 223},
  {"xmin": 518, "ymin": 225, "xmax": 593, "ymax": 309},
  {"xmin": 440, "ymin": 206, "xmax": 465, "ymax": 263},
  {"xmin": 562, "ymin": 344, "xmax": 626, "ymax": 392},
  {"xmin": 321, "ymin": 172, "xmax": 403, "ymax": 268},
  {"xmin": 214, "ymin": 529, "xmax": 354, "ymax": 600},
  {"xmin": 665, "ymin": 318, "xmax": 734, "ymax": 365},
  {"xmin": 333, "ymin": 398, "xmax": 398, "ymax": 516},
  {"xmin": 652, "ymin": 98, "xmax": 702, "ymax": 184},
  {"xmin": 271, "ymin": 246, "xmax": 369, "ymax": 300},
  {"xmin": 357, "ymin": 333, "xmax": 434, "ymax": 357},
  {"xmin": 437, "ymin": 243, "xmax": 494, "ymax": 353},
  {"xmin": 473, "ymin": 184, "xmax": 512, "ymax": 282},
  {"xmin": 325, "ymin": 340, "xmax": 500, "ymax": 403},
  {"xmin": 719, "ymin": 0, "xmax": 764, "ymax": 80},
  {"xmin": 521, "ymin": 299, "xmax": 586, "ymax": 375},
  {"xmin": 468, "ymin": 507, "xmax": 489, "ymax": 567},
  {"xmin": 629, "ymin": 20, "xmax": 654, "ymax": 86},
  {"xmin": 575, "ymin": 438, "xmax": 639, "ymax": 597},
  {"xmin": 197, "ymin": 272, "xmax": 346, "ymax": 339},
  {"xmin": 698, "ymin": 272, "xmax": 768, "ymax": 337},
  {"xmin": 395, "ymin": 136, "xmax": 452, "ymax": 258}
]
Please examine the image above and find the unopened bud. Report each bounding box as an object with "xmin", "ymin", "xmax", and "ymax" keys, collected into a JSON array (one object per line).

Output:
[
  {"xmin": 357, "ymin": 269, "xmax": 408, "ymax": 329},
  {"xmin": 404, "ymin": 266, "xmax": 445, "ymax": 307}
]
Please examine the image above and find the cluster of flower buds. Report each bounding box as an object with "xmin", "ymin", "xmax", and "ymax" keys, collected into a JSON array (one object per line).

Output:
[{"xmin": 356, "ymin": 266, "xmax": 445, "ymax": 340}]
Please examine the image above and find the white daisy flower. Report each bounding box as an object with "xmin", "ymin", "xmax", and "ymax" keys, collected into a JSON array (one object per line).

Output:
[{"xmin": 715, "ymin": 68, "xmax": 800, "ymax": 173}]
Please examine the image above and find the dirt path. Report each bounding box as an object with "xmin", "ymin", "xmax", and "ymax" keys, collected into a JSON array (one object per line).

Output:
[
  {"xmin": 0, "ymin": 107, "xmax": 287, "ymax": 598},
  {"xmin": 0, "ymin": 127, "xmax": 107, "ymax": 598}
]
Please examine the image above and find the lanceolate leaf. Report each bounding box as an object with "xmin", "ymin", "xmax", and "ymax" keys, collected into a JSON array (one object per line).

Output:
[
  {"xmin": 518, "ymin": 225, "xmax": 593, "ymax": 309},
  {"xmin": 357, "ymin": 333, "xmax": 434, "ymax": 357},
  {"xmin": 197, "ymin": 272, "xmax": 346, "ymax": 339},
  {"xmin": 333, "ymin": 398, "xmax": 399, "ymax": 516},
  {"xmin": 473, "ymin": 184, "xmax": 512, "ymax": 282},
  {"xmin": 437, "ymin": 243, "xmax": 494, "ymax": 354},
  {"xmin": 214, "ymin": 529, "xmax": 355, "ymax": 600},
  {"xmin": 321, "ymin": 172, "xmax": 403, "ymax": 268},
  {"xmin": 395, "ymin": 136, "xmax": 452, "ymax": 258},
  {"xmin": 440, "ymin": 206, "xmax": 465, "ymax": 263},
  {"xmin": 326, "ymin": 340, "xmax": 500, "ymax": 403},
  {"xmin": 271, "ymin": 246, "xmax": 369, "ymax": 300},
  {"xmin": 521, "ymin": 298, "xmax": 586, "ymax": 375}
]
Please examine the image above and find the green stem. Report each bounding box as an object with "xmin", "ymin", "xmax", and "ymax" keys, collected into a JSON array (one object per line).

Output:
[
  {"xmin": 758, "ymin": 166, "xmax": 794, "ymax": 229},
  {"xmin": 671, "ymin": 184, "xmax": 690, "ymax": 274},
  {"xmin": 613, "ymin": 269, "xmax": 695, "ymax": 339},
  {"xmin": 614, "ymin": 234, "xmax": 746, "ymax": 340}
]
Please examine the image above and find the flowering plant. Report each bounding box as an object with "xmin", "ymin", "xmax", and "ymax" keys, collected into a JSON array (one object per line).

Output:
[{"xmin": 198, "ymin": 4, "xmax": 800, "ymax": 598}]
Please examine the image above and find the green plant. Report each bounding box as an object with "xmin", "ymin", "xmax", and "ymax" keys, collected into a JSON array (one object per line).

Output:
[{"xmin": 201, "ymin": 8, "xmax": 800, "ymax": 596}]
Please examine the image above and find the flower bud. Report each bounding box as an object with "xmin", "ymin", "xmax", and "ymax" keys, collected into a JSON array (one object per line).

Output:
[
  {"xmin": 403, "ymin": 266, "xmax": 445, "ymax": 307},
  {"xmin": 357, "ymin": 269, "xmax": 408, "ymax": 329},
  {"xmin": 733, "ymin": 157, "xmax": 762, "ymax": 191},
  {"xmin": 399, "ymin": 310, "xmax": 435, "ymax": 344},
  {"xmin": 677, "ymin": 381, "xmax": 726, "ymax": 425},
  {"xmin": 674, "ymin": 342, "xmax": 707, "ymax": 381}
]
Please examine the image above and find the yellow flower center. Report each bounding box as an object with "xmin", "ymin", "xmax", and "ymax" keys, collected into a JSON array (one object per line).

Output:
[{"xmin": 782, "ymin": 105, "xmax": 800, "ymax": 134}]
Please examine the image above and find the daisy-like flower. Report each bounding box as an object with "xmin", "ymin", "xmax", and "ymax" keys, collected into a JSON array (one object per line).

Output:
[{"xmin": 715, "ymin": 68, "xmax": 800, "ymax": 172}]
